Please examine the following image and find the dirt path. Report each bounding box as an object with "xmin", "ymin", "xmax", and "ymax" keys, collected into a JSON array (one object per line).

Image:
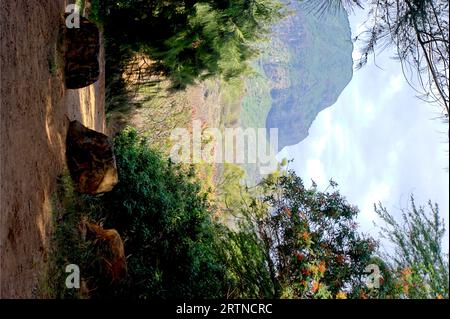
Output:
[{"xmin": 0, "ymin": 0, "xmax": 105, "ymax": 298}]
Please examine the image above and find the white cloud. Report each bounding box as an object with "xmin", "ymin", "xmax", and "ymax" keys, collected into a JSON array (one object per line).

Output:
[
  {"xmin": 279, "ymin": 11, "xmax": 449, "ymax": 251},
  {"xmin": 361, "ymin": 102, "xmax": 376, "ymax": 122},
  {"xmin": 311, "ymin": 134, "xmax": 328, "ymax": 155},
  {"xmin": 305, "ymin": 158, "xmax": 327, "ymax": 185},
  {"xmin": 387, "ymin": 73, "xmax": 404, "ymax": 95},
  {"xmin": 359, "ymin": 181, "xmax": 391, "ymax": 229}
]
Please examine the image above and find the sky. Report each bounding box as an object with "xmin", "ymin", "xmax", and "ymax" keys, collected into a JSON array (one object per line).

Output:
[{"xmin": 277, "ymin": 8, "xmax": 449, "ymax": 252}]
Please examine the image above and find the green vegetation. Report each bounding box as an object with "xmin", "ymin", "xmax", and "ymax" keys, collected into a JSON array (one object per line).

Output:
[
  {"xmin": 130, "ymin": 78, "xmax": 193, "ymax": 152},
  {"xmin": 44, "ymin": 173, "xmax": 99, "ymax": 298},
  {"xmin": 96, "ymin": 0, "xmax": 284, "ymax": 114},
  {"xmin": 373, "ymin": 197, "xmax": 449, "ymax": 299},
  {"xmin": 51, "ymin": 129, "xmax": 443, "ymax": 299},
  {"xmin": 49, "ymin": 130, "xmax": 449, "ymax": 299},
  {"xmin": 48, "ymin": 129, "xmax": 275, "ymax": 298},
  {"xmin": 49, "ymin": 0, "xmax": 448, "ymax": 301},
  {"xmin": 95, "ymin": 129, "xmax": 227, "ymax": 298},
  {"xmin": 241, "ymin": 62, "xmax": 272, "ymax": 130},
  {"xmin": 246, "ymin": 172, "xmax": 377, "ymax": 298},
  {"xmin": 101, "ymin": 0, "xmax": 283, "ymax": 87}
]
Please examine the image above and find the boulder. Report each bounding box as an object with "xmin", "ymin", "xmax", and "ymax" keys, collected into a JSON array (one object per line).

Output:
[
  {"xmin": 66, "ymin": 120, "xmax": 118, "ymax": 194},
  {"xmin": 64, "ymin": 15, "xmax": 100, "ymax": 89},
  {"xmin": 82, "ymin": 221, "xmax": 127, "ymax": 283}
]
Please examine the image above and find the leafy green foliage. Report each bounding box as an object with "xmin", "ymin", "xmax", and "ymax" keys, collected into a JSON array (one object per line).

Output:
[
  {"xmin": 45, "ymin": 173, "xmax": 105, "ymax": 299},
  {"xmin": 48, "ymin": 129, "xmax": 384, "ymax": 299},
  {"xmin": 373, "ymin": 196, "xmax": 449, "ymax": 299},
  {"xmin": 228, "ymin": 169, "xmax": 377, "ymax": 299},
  {"xmin": 316, "ymin": 0, "xmax": 449, "ymax": 118},
  {"xmin": 95, "ymin": 128, "xmax": 226, "ymax": 298},
  {"xmin": 217, "ymin": 227, "xmax": 276, "ymax": 298},
  {"xmin": 356, "ymin": 0, "xmax": 449, "ymax": 116},
  {"xmin": 48, "ymin": 128, "xmax": 279, "ymax": 299},
  {"xmin": 103, "ymin": 0, "xmax": 282, "ymax": 87}
]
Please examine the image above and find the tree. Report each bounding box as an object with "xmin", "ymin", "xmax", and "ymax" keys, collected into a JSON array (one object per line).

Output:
[
  {"xmin": 100, "ymin": 0, "xmax": 283, "ymax": 91},
  {"xmin": 239, "ymin": 171, "xmax": 377, "ymax": 298},
  {"xmin": 302, "ymin": 0, "xmax": 364, "ymax": 15},
  {"xmin": 374, "ymin": 196, "xmax": 449, "ymax": 298},
  {"xmin": 357, "ymin": 0, "xmax": 449, "ymax": 118}
]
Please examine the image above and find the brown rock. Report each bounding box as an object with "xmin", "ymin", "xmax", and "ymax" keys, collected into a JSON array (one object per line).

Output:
[
  {"xmin": 66, "ymin": 120, "xmax": 118, "ymax": 194},
  {"xmin": 64, "ymin": 15, "xmax": 100, "ymax": 89},
  {"xmin": 82, "ymin": 221, "xmax": 127, "ymax": 283}
]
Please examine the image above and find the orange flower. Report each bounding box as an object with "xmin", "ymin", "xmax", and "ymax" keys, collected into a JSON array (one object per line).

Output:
[
  {"xmin": 403, "ymin": 283, "xmax": 410, "ymax": 295},
  {"xmin": 359, "ymin": 290, "xmax": 368, "ymax": 299},
  {"xmin": 301, "ymin": 267, "xmax": 311, "ymax": 276},
  {"xmin": 318, "ymin": 261, "xmax": 326, "ymax": 274},
  {"xmin": 311, "ymin": 280, "xmax": 320, "ymax": 294},
  {"xmin": 401, "ymin": 268, "xmax": 413, "ymax": 277},
  {"xmin": 295, "ymin": 252, "xmax": 305, "ymax": 262},
  {"xmin": 437, "ymin": 294, "xmax": 444, "ymax": 299},
  {"xmin": 301, "ymin": 231, "xmax": 310, "ymax": 241},
  {"xmin": 336, "ymin": 254, "xmax": 345, "ymax": 264}
]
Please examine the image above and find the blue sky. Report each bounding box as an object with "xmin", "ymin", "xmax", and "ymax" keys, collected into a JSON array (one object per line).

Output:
[{"xmin": 277, "ymin": 8, "xmax": 449, "ymax": 252}]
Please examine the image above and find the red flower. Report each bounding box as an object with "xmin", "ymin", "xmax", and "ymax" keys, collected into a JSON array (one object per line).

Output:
[
  {"xmin": 295, "ymin": 252, "xmax": 305, "ymax": 262},
  {"xmin": 301, "ymin": 267, "xmax": 311, "ymax": 276}
]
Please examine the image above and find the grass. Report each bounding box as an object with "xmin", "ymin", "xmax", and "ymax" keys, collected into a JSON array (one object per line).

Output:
[
  {"xmin": 89, "ymin": 0, "xmax": 102, "ymax": 26},
  {"xmin": 41, "ymin": 173, "xmax": 100, "ymax": 299},
  {"xmin": 130, "ymin": 77, "xmax": 192, "ymax": 153},
  {"xmin": 75, "ymin": 0, "xmax": 103, "ymax": 26}
]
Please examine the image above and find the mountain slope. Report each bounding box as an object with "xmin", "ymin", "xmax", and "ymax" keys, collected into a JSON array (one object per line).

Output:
[{"xmin": 241, "ymin": 1, "xmax": 354, "ymax": 152}]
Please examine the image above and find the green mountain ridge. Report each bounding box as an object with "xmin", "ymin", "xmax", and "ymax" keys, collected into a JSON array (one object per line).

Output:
[{"xmin": 241, "ymin": 1, "xmax": 354, "ymax": 152}]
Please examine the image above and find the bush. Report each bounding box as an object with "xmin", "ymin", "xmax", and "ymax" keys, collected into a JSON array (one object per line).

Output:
[
  {"xmin": 246, "ymin": 172, "xmax": 378, "ymax": 298},
  {"xmin": 374, "ymin": 197, "xmax": 449, "ymax": 299},
  {"xmin": 48, "ymin": 128, "xmax": 277, "ymax": 299},
  {"xmin": 92, "ymin": 128, "xmax": 227, "ymax": 298},
  {"xmin": 45, "ymin": 173, "xmax": 99, "ymax": 298}
]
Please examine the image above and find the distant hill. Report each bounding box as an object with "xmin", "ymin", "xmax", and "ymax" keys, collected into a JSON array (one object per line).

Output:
[{"xmin": 241, "ymin": 1, "xmax": 354, "ymax": 152}]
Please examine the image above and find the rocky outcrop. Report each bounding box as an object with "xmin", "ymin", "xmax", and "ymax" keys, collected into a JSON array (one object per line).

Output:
[
  {"xmin": 66, "ymin": 120, "xmax": 118, "ymax": 194},
  {"xmin": 64, "ymin": 15, "xmax": 100, "ymax": 89}
]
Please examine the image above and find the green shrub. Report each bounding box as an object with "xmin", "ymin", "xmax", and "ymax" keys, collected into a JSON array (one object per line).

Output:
[
  {"xmin": 90, "ymin": 128, "xmax": 225, "ymax": 298},
  {"xmin": 45, "ymin": 173, "xmax": 97, "ymax": 299},
  {"xmin": 47, "ymin": 128, "xmax": 276, "ymax": 299}
]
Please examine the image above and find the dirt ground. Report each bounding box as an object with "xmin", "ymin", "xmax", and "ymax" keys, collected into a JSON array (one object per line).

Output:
[{"xmin": 0, "ymin": 0, "xmax": 105, "ymax": 298}]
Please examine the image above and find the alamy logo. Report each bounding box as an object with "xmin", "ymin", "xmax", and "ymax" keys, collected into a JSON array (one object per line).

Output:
[
  {"xmin": 365, "ymin": 264, "xmax": 381, "ymax": 289},
  {"xmin": 170, "ymin": 120, "xmax": 279, "ymax": 175},
  {"xmin": 65, "ymin": 4, "xmax": 80, "ymax": 29},
  {"xmin": 65, "ymin": 264, "xmax": 80, "ymax": 289}
]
